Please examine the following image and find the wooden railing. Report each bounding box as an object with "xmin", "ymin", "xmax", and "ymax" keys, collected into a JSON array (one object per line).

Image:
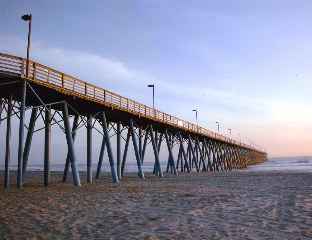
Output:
[{"xmin": 0, "ymin": 52, "xmax": 262, "ymax": 152}]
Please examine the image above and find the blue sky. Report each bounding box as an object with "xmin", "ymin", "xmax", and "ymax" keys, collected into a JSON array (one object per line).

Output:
[{"xmin": 1, "ymin": 0, "xmax": 312, "ymax": 158}]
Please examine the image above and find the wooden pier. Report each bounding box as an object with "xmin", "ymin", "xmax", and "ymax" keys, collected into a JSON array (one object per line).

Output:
[{"xmin": 0, "ymin": 52, "xmax": 267, "ymax": 188}]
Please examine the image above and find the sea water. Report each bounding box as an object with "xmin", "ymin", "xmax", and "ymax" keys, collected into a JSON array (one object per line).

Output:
[
  {"xmin": 246, "ymin": 156, "xmax": 312, "ymax": 172},
  {"xmin": 0, "ymin": 161, "xmax": 156, "ymax": 172},
  {"xmin": 2, "ymin": 157, "xmax": 312, "ymax": 173}
]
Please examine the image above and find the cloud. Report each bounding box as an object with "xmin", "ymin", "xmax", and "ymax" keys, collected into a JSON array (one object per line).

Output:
[
  {"xmin": 0, "ymin": 36, "xmax": 268, "ymax": 113},
  {"xmin": 0, "ymin": 36, "xmax": 153, "ymax": 88}
]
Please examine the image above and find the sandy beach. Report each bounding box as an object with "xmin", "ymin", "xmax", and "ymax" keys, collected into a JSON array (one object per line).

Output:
[{"xmin": 0, "ymin": 170, "xmax": 311, "ymax": 239}]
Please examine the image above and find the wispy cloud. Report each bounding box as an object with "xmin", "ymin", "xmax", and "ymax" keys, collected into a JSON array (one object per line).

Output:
[
  {"xmin": 0, "ymin": 36, "xmax": 267, "ymax": 113},
  {"xmin": 1, "ymin": 36, "xmax": 153, "ymax": 83}
]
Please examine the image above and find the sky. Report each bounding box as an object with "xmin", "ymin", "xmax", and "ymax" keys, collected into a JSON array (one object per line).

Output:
[{"xmin": 1, "ymin": 0, "xmax": 312, "ymax": 160}]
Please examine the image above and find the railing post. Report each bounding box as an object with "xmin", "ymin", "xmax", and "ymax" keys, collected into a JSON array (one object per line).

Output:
[
  {"xmin": 47, "ymin": 70, "xmax": 50, "ymax": 83},
  {"xmin": 33, "ymin": 62, "xmax": 36, "ymax": 79},
  {"xmin": 61, "ymin": 74, "xmax": 64, "ymax": 88},
  {"xmin": 21, "ymin": 58, "xmax": 25, "ymax": 78}
]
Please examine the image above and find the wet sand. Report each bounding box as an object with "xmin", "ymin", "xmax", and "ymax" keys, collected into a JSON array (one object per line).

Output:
[{"xmin": 0, "ymin": 171, "xmax": 311, "ymax": 239}]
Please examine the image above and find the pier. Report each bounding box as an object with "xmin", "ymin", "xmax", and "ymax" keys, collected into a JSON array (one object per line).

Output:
[{"xmin": 0, "ymin": 52, "xmax": 267, "ymax": 188}]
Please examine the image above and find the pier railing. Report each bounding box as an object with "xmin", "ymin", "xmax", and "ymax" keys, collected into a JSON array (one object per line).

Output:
[{"xmin": 0, "ymin": 52, "xmax": 260, "ymax": 152}]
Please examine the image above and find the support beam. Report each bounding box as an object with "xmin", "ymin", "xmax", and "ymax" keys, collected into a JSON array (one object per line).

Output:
[
  {"xmin": 215, "ymin": 143, "xmax": 223, "ymax": 171},
  {"xmin": 101, "ymin": 112, "xmax": 118, "ymax": 183},
  {"xmin": 44, "ymin": 106, "xmax": 51, "ymax": 186},
  {"xmin": 141, "ymin": 130, "xmax": 148, "ymax": 163},
  {"xmin": 129, "ymin": 120, "xmax": 144, "ymax": 179},
  {"xmin": 204, "ymin": 139, "xmax": 213, "ymax": 171},
  {"xmin": 4, "ymin": 95, "xmax": 12, "ymax": 188},
  {"xmin": 196, "ymin": 138, "xmax": 206, "ymax": 171},
  {"xmin": 0, "ymin": 99, "xmax": 3, "ymax": 125},
  {"xmin": 186, "ymin": 140, "xmax": 192, "ymax": 171},
  {"xmin": 149, "ymin": 125, "xmax": 163, "ymax": 177},
  {"xmin": 95, "ymin": 134, "xmax": 106, "ymax": 179},
  {"xmin": 224, "ymin": 145, "xmax": 232, "ymax": 171},
  {"xmin": 121, "ymin": 129, "xmax": 131, "ymax": 177},
  {"xmin": 176, "ymin": 145, "xmax": 182, "ymax": 172},
  {"xmin": 164, "ymin": 130, "xmax": 177, "ymax": 175},
  {"xmin": 188, "ymin": 135, "xmax": 199, "ymax": 172},
  {"xmin": 212, "ymin": 143, "xmax": 219, "ymax": 171},
  {"xmin": 139, "ymin": 127, "xmax": 142, "ymax": 160},
  {"xmin": 22, "ymin": 107, "xmax": 38, "ymax": 182},
  {"xmin": 62, "ymin": 102, "xmax": 81, "ymax": 186},
  {"xmin": 62, "ymin": 114, "xmax": 79, "ymax": 182},
  {"xmin": 116, "ymin": 122, "xmax": 121, "ymax": 179},
  {"xmin": 87, "ymin": 114, "xmax": 92, "ymax": 183},
  {"xmin": 157, "ymin": 132, "xmax": 163, "ymax": 154},
  {"xmin": 178, "ymin": 133, "xmax": 190, "ymax": 173},
  {"xmin": 153, "ymin": 132, "xmax": 163, "ymax": 175},
  {"xmin": 17, "ymin": 79, "xmax": 27, "ymax": 188},
  {"xmin": 166, "ymin": 155, "xmax": 170, "ymax": 173}
]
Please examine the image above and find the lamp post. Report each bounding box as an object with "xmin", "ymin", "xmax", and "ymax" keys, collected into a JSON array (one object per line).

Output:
[
  {"xmin": 17, "ymin": 14, "xmax": 32, "ymax": 188},
  {"xmin": 147, "ymin": 84, "xmax": 155, "ymax": 108},
  {"xmin": 21, "ymin": 14, "xmax": 32, "ymax": 77},
  {"xmin": 192, "ymin": 109, "xmax": 198, "ymax": 125},
  {"xmin": 148, "ymin": 84, "xmax": 155, "ymax": 118},
  {"xmin": 215, "ymin": 121, "xmax": 220, "ymax": 132},
  {"xmin": 228, "ymin": 128, "xmax": 231, "ymax": 135}
]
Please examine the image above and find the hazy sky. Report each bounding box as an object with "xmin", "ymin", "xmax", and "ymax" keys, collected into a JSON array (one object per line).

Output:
[{"xmin": 1, "ymin": 0, "xmax": 312, "ymax": 158}]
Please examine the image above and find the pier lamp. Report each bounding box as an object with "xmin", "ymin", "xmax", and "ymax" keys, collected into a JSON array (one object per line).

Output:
[
  {"xmin": 192, "ymin": 109, "xmax": 198, "ymax": 125},
  {"xmin": 238, "ymin": 133, "xmax": 241, "ymax": 144},
  {"xmin": 215, "ymin": 121, "xmax": 220, "ymax": 132},
  {"xmin": 228, "ymin": 128, "xmax": 232, "ymax": 135},
  {"xmin": 147, "ymin": 84, "xmax": 155, "ymax": 108},
  {"xmin": 147, "ymin": 84, "xmax": 155, "ymax": 117},
  {"xmin": 21, "ymin": 14, "xmax": 32, "ymax": 77}
]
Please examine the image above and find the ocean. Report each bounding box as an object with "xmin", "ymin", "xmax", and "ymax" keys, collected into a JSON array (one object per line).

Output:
[
  {"xmin": 0, "ymin": 161, "xmax": 157, "ymax": 173},
  {"xmin": 2, "ymin": 156, "xmax": 312, "ymax": 173},
  {"xmin": 246, "ymin": 156, "xmax": 312, "ymax": 172}
]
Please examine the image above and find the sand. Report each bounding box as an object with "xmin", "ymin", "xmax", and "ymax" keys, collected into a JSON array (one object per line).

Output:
[{"xmin": 0, "ymin": 171, "xmax": 311, "ymax": 239}]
